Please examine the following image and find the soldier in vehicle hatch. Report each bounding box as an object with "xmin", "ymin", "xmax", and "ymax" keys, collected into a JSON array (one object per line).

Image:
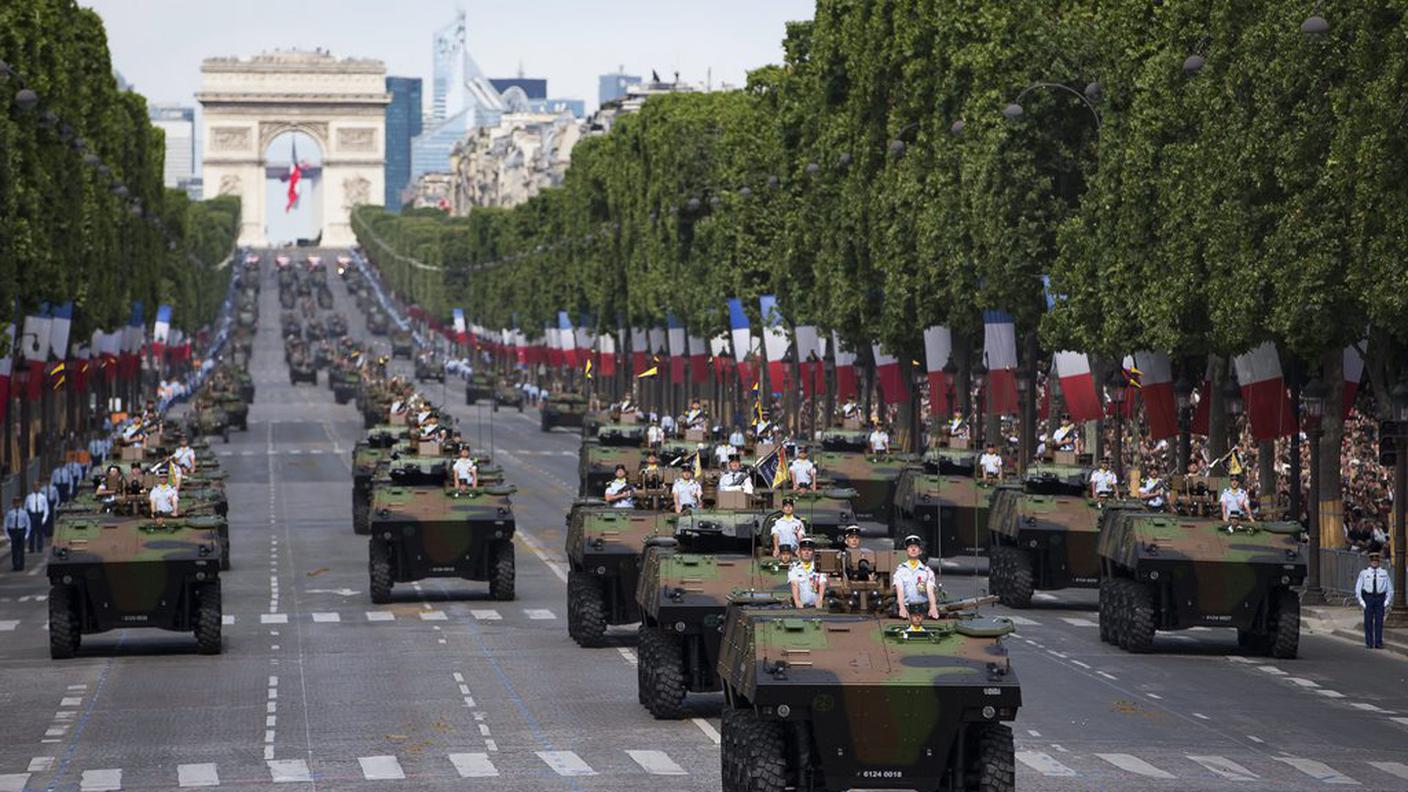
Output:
[
  {"xmin": 1089, "ymin": 458, "xmax": 1118, "ymax": 499},
  {"xmin": 718, "ymin": 456, "xmax": 753, "ymax": 494},
  {"xmin": 604, "ymin": 465, "xmax": 636, "ymax": 508},
  {"xmin": 452, "ymin": 447, "xmax": 478, "ymax": 490},
  {"xmin": 671, "ymin": 466, "xmax": 701, "ymax": 514},
  {"xmin": 895, "ymin": 535, "xmax": 941, "ymax": 621},
  {"xmin": 839, "ymin": 525, "xmax": 875, "ymax": 580},
  {"xmin": 788, "ymin": 538, "xmax": 827, "ymax": 608},
  {"xmin": 1220, "ymin": 475, "xmax": 1253, "ymax": 522},
  {"xmin": 770, "ymin": 498, "xmax": 806, "ymax": 557}
]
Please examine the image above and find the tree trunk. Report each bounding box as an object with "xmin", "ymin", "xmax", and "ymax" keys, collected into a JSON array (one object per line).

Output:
[
  {"xmin": 1319, "ymin": 346, "xmax": 1346, "ymax": 552},
  {"xmin": 1206, "ymin": 355, "xmax": 1228, "ymax": 463}
]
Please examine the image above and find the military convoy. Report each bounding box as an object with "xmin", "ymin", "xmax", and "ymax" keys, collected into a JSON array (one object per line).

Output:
[
  {"xmin": 986, "ymin": 462, "xmax": 1100, "ymax": 607},
  {"xmin": 541, "ymin": 392, "xmax": 589, "ymax": 432}
]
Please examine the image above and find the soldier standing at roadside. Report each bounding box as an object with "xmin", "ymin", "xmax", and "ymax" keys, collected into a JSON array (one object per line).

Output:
[
  {"xmin": 4, "ymin": 499, "xmax": 30, "ymax": 572},
  {"xmin": 1356, "ymin": 552, "xmax": 1393, "ymax": 650}
]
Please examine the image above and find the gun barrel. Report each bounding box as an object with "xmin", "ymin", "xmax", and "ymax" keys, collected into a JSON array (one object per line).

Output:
[{"xmin": 937, "ymin": 594, "xmax": 999, "ymax": 612}]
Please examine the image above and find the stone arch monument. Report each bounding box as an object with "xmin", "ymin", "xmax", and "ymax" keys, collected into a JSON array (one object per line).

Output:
[{"xmin": 197, "ymin": 50, "xmax": 389, "ymax": 247}]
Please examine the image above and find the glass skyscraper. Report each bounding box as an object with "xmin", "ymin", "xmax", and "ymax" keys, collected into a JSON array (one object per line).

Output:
[{"xmin": 384, "ymin": 76, "xmax": 423, "ymax": 211}]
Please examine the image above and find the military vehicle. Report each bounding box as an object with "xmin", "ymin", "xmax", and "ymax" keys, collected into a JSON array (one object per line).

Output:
[
  {"xmin": 187, "ymin": 401, "xmax": 231, "ymax": 443},
  {"xmin": 289, "ymin": 352, "xmax": 318, "ymax": 386},
  {"xmin": 367, "ymin": 483, "xmax": 518, "ymax": 602},
  {"xmin": 351, "ymin": 424, "xmax": 410, "ymax": 534},
  {"xmin": 812, "ymin": 429, "xmax": 914, "ymax": 522},
  {"xmin": 366, "ymin": 310, "xmax": 389, "ymax": 336},
  {"xmin": 328, "ymin": 314, "xmax": 349, "ymax": 338},
  {"xmin": 716, "ymin": 556, "xmax": 1021, "ymax": 791},
  {"xmin": 224, "ymin": 367, "xmax": 256, "ymax": 404},
  {"xmin": 464, "ymin": 372, "xmax": 493, "ymax": 405},
  {"xmin": 415, "ymin": 353, "xmax": 445, "ymax": 383},
  {"xmin": 578, "ymin": 423, "xmax": 648, "ymax": 496},
  {"xmin": 984, "ymin": 463, "xmax": 1099, "ymax": 607},
  {"xmin": 330, "ymin": 366, "xmax": 360, "ymax": 405},
  {"xmin": 390, "ymin": 330, "xmax": 415, "ymax": 359},
  {"xmin": 212, "ymin": 391, "xmax": 249, "ymax": 432},
  {"xmin": 566, "ymin": 503, "xmax": 674, "ymax": 646},
  {"xmin": 890, "ymin": 447, "xmax": 998, "ymax": 557},
  {"xmin": 48, "ymin": 513, "xmax": 225, "ymax": 657},
  {"xmin": 541, "ymin": 392, "xmax": 590, "ymax": 432},
  {"xmin": 1097, "ymin": 480, "xmax": 1306, "ymax": 657},
  {"xmin": 491, "ymin": 379, "xmax": 524, "ymax": 412}
]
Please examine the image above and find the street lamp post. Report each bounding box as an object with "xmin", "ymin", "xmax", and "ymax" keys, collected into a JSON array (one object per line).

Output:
[
  {"xmin": 1223, "ymin": 377, "xmax": 1244, "ymax": 465},
  {"xmin": 943, "ymin": 360, "xmax": 958, "ymax": 446},
  {"xmin": 1106, "ymin": 369, "xmax": 1128, "ymax": 483},
  {"xmin": 1386, "ymin": 380, "xmax": 1408, "ymax": 627},
  {"xmin": 1301, "ymin": 377, "xmax": 1327, "ymax": 605},
  {"xmin": 1015, "ymin": 368, "xmax": 1032, "ymax": 472},
  {"xmin": 971, "ymin": 361, "xmax": 988, "ymax": 448},
  {"xmin": 1174, "ymin": 372, "xmax": 1194, "ymax": 474}
]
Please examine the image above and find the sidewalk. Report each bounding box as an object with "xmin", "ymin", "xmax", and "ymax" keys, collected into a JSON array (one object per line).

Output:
[{"xmin": 1303, "ymin": 603, "xmax": 1408, "ymax": 658}]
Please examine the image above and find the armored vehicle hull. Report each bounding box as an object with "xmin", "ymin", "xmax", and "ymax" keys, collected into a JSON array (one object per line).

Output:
[
  {"xmin": 565, "ymin": 504, "xmax": 673, "ymax": 646},
  {"xmin": 812, "ymin": 451, "xmax": 910, "ymax": 522},
  {"xmin": 491, "ymin": 386, "xmax": 524, "ymax": 411},
  {"xmin": 368, "ymin": 486, "xmax": 517, "ymax": 602},
  {"xmin": 987, "ymin": 487, "xmax": 1102, "ymax": 607},
  {"xmin": 542, "ymin": 394, "xmax": 589, "ymax": 432},
  {"xmin": 464, "ymin": 375, "xmax": 493, "ymax": 405}
]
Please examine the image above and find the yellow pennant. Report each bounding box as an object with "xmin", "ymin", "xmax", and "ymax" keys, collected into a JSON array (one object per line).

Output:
[{"xmin": 637, "ymin": 366, "xmax": 658, "ymax": 379}]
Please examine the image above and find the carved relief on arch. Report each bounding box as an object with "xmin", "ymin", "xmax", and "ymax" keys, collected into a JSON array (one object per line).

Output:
[
  {"xmin": 218, "ymin": 174, "xmax": 242, "ymax": 196},
  {"xmin": 259, "ymin": 121, "xmax": 329, "ymax": 153}
]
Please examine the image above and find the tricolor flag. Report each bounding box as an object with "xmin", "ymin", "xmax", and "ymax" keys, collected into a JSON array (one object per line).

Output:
[
  {"xmin": 1232, "ymin": 342, "xmax": 1297, "ymax": 441},
  {"xmin": 872, "ymin": 343, "xmax": 908, "ymax": 403},
  {"xmin": 982, "ymin": 310, "xmax": 1019, "ymax": 415},
  {"xmin": 597, "ymin": 332, "xmax": 617, "ymax": 378},
  {"xmin": 758, "ymin": 295, "xmax": 790, "ymax": 393},
  {"xmin": 452, "ymin": 308, "xmax": 468, "ymax": 345},
  {"xmin": 1052, "ymin": 351, "xmax": 1101, "ymax": 422},
  {"xmin": 923, "ymin": 326, "xmax": 953, "ymax": 417},
  {"xmin": 20, "ymin": 309, "xmax": 52, "ymax": 401},
  {"xmin": 832, "ymin": 332, "xmax": 859, "ymax": 402},
  {"xmin": 709, "ymin": 333, "xmax": 732, "ymax": 382},
  {"xmin": 152, "ymin": 304, "xmax": 172, "ymax": 357},
  {"xmin": 557, "ymin": 311, "xmax": 578, "ymax": 368},
  {"xmin": 49, "ymin": 302, "xmax": 72, "ymax": 364},
  {"xmin": 631, "ymin": 327, "xmax": 649, "ymax": 376},
  {"xmin": 285, "ymin": 138, "xmax": 303, "ymax": 212},
  {"xmin": 687, "ymin": 331, "xmax": 709, "ymax": 385},
  {"xmin": 649, "ymin": 326, "xmax": 667, "ymax": 365},
  {"xmin": 576, "ymin": 316, "xmax": 594, "ymax": 369},
  {"xmin": 0, "ymin": 323, "xmax": 12, "ymax": 425},
  {"xmin": 728, "ymin": 298, "xmax": 752, "ymax": 364},
  {"xmin": 796, "ymin": 325, "xmax": 823, "ymax": 398},
  {"xmin": 1343, "ymin": 343, "xmax": 1365, "ymax": 419},
  {"xmin": 546, "ymin": 322, "xmax": 562, "ymax": 368},
  {"xmin": 1134, "ymin": 351, "xmax": 1178, "ymax": 441},
  {"xmin": 667, "ymin": 313, "xmax": 687, "ymax": 383}
]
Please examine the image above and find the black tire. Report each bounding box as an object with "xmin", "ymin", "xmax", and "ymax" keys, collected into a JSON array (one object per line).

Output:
[
  {"xmin": 517, "ymin": 401, "xmax": 523, "ymax": 413},
  {"xmin": 734, "ymin": 708, "xmax": 787, "ymax": 792},
  {"xmin": 222, "ymin": 427, "xmax": 230, "ymax": 444},
  {"xmin": 568, "ymin": 570, "xmax": 607, "ymax": 648},
  {"xmin": 965, "ymin": 723, "xmax": 1015, "ymax": 792},
  {"xmin": 1098, "ymin": 579, "xmax": 1112, "ymax": 643},
  {"xmin": 352, "ymin": 497, "xmax": 369, "ymax": 535},
  {"xmin": 987, "ymin": 546, "xmax": 1008, "ymax": 592},
  {"xmin": 489, "ymin": 540, "xmax": 515, "ymax": 601},
  {"xmin": 1109, "ymin": 580, "xmax": 1130, "ymax": 648},
  {"xmin": 636, "ymin": 627, "xmax": 655, "ymax": 706},
  {"xmin": 1270, "ymin": 589, "xmax": 1301, "ymax": 659},
  {"xmin": 640, "ymin": 628, "xmax": 687, "ymax": 719},
  {"xmin": 220, "ymin": 539, "xmax": 231, "ymax": 571},
  {"xmin": 1124, "ymin": 581, "xmax": 1156, "ymax": 653},
  {"xmin": 369, "ymin": 540, "xmax": 393, "ymax": 604},
  {"xmin": 195, "ymin": 582, "xmax": 222, "ymax": 655},
  {"xmin": 465, "ymin": 393, "xmax": 476, "ymax": 406},
  {"xmin": 994, "ymin": 547, "xmax": 1033, "ymax": 609},
  {"xmin": 720, "ymin": 707, "xmax": 745, "ymax": 792},
  {"xmin": 48, "ymin": 586, "xmax": 80, "ymax": 660}
]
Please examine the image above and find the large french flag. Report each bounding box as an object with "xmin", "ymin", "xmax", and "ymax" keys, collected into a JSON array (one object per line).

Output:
[
  {"xmin": 832, "ymin": 332, "xmax": 858, "ymax": 402},
  {"xmin": 758, "ymin": 295, "xmax": 790, "ymax": 393},
  {"xmin": 796, "ymin": 325, "xmax": 823, "ymax": 398},
  {"xmin": 596, "ymin": 332, "xmax": 617, "ymax": 378},
  {"xmin": 667, "ymin": 313, "xmax": 687, "ymax": 383},
  {"xmin": 0, "ymin": 323, "xmax": 12, "ymax": 425},
  {"xmin": 923, "ymin": 326, "xmax": 952, "ymax": 416},
  {"xmin": 1052, "ymin": 351, "xmax": 1101, "ymax": 422},
  {"xmin": 687, "ymin": 331, "xmax": 709, "ymax": 385},
  {"xmin": 21, "ymin": 309, "xmax": 52, "ymax": 401},
  {"xmin": 631, "ymin": 328, "xmax": 649, "ymax": 376},
  {"xmin": 1233, "ymin": 342, "xmax": 1297, "ymax": 441},
  {"xmin": 544, "ymin": 323, "xmax": 560, "ymax": 368},
  {"xmin": 1135, "ymin": 351, "xmax": 1178, "ymax": 441},
  {"xmin": 151, "ymin": 304, "xmax": 171, "ymax": 358},
  {"xmin": 727, "ymin": 299, "xmax": 752, "ymax": 363},
  {"xmin": 452, "ymin": 309, "xmax": 468, "ymax": 345},
  {"xmin": 95, "ymin": 329, "xmax": 119, "ymax": 383},
  {"xmin": 872, "ymin": 343, "xmax": 908, "ymax": 403},
  {"xmin": 285, "ymin": 138, "xmax": 303, "ymax": 212},
  {"xmin": 982, "ymin": 310, "xmax": 1019, "ymax": 415},
  {"xmin": 1343, "ymin": 343, "xmax": 1365, "ymax": 419},
  {"xmin": 709, "ymin": 334, "xmax": 732, "ymax": 381},
  {"xmin": 576, "ymin": 316, "xmax": 594, "ymax": 370},
  {"xmin": 557, "ymin": 311, "xmax": 578, "ymax": 368},
  {"xmin": 648, "ymin": 326, "xmax": 667, "ymax": 366}
]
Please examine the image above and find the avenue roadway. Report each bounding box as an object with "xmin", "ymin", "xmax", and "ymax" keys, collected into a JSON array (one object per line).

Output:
[{"xmin": 0, "ymin": 252, "xmax": 1403, "ymax": 790}]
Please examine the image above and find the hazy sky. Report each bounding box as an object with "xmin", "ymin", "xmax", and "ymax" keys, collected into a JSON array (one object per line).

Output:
[{"xmin": 86, "ymin": 0, "xmax": 815, "ymax": 112}]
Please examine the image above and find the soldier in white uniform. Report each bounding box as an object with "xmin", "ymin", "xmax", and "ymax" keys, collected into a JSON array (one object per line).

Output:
[
  {"xmin": 718, "ymin": 457, "xmax": 754, "ymax": 495},
  {"xmin": 604, "ymin": 465, "xmax": 635, "ymax": 509},
  {"xmin": 788, "ymin": 538, "xmax": 827, "ymax": 608},
  {"xmin": 894, "ymin": 535, "xmax": 940, "ymax": 620},
  {"xmin": 978, "ymin": 445, "xmax": 1004, "ymax": 482},
  {"xmin": 148, "ymin": 473, "xmax": 180, "ymax": 518},
  {"xmin": 452, "ymin": 447, "xmax": 478, "ymax": 490},
  {"xmin": 770, "ymin": 498, "xmax": 806, "ymax": 557},
  {"xmin": 671, "ymin": 467, "xmax": 702, "ymax": 514},
  {"xmin": 1357, "ymin": 552, "xmax": 1394, "ymax": 649},
  {"xmin": 1219, "ymin": 475, "xmax": 1252, "ymax": 522},
  {"xmin": 868, "ymin": 423, "xmax": 891, "ymax": 454},
  {"xmin": 1089, "ymin": 459, "xmax": 1118, "ymax": 499},
  {"xmin": 788, "ymin": 447, "xmax": 818, "ymax": 491}
]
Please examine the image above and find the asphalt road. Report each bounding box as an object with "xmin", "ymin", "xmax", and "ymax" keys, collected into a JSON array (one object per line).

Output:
[{"xmin": 0, "ymin": 252, "xmax": 1403, "ymax": 791}]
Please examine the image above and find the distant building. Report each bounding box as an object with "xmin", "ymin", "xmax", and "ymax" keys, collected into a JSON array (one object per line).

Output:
[
  {"xmin": 489, "ymin": 78, "xmax": 547, "ymax": 101},
  {"xmin": 384, "ymin": 76, "xmax": 423, "ymax": 211},
  {"xmin": 587, "ymin": 75, "xmax": 700, "ymax": 136},
  {"xmin": 450, "ymin": 110, "xmax": 583, "ymax": 211},
  {"xmin": 181, "ymin": 177, "xmax": 204, "ymax": 201},
  {"xmin": 543, "ymin": 98, "xmax": 585, "ymax": 119},
  {"xmin": 598, "ymin": 69, "xmax": 642, "ymax": 106},
  {"xmin": 149, "ymin": 104, "xmax": 196, "ymax": 189}
]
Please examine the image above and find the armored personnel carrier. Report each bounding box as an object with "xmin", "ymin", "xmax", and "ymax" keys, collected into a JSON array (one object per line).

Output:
[
  {"xmin": 351, "ymin": 424, "xmax": 410, "ymax": 534},
  {"xmin": 366, "ymin": 310, "xmax": 389, "ymax": 336},
  {"xmin": 186, "ymin": 400, "xmax": 231, "ymax": 443},
  {"xmin": 542, "ymin": 392, "xmax": 590, "ymax": 432},
  {"xmin": 565, "ymin": 502, "xmax": 674, "ymax": 647},
  {"xmin": 330, "ymin": 365, "xmax": 360, "ymax": 405},
  {"xmin": 464, "ymin": 372, "xmax": 493, "ymax": 405},
  {"xmin": 390, "ymin": 330, "xmax": 415, "ymax": 359},
  {"xmin": 367, "ymin": 483, "xmax": 517, "ymax": 603},
  {"xmin": 578, "ymin": 423, "xmax": 648, "ymax": 496},
  {"xmin": 1097, "ymin": 479, "xmax": 1306, "ymax": 657},
  {"xmin": 288, "ymin": 352, "xmax": 318, "ymax": 386},
  {"xmin": 811, "ymin": 429, "xmax": 914, "ymax": 521},
  {"xmin": 986, "ymin": 462, "xmax": 1099, "ymax": 608},
  {"xmin": 716, "ymin": 554, "xmax": 1020, "ymax": 791},
  {"xmin": 415, "ymin": 353, "xmax": 445, "ymax": 383},
  {"xmin": 491, "ymin": 378, "xmax": 525, "ymax": 412},
  {"xmin": 890, "ymin": 446, "xmax": 996, "ymax": 558},
  {"xmin": 48, "ymin": 513, "xmax": 225, "ymax": 658}
]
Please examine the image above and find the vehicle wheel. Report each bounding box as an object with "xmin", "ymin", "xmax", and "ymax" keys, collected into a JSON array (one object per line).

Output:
[
  {"xmin": 220, "ymin": 539, "xmax": 232, "ymax": 571},
  {"xmin": 195, "ymin": 582, "xmax": 223, "ymax": 655},
  {"xmin": 735, "ymin": 707, "xmax": 787, "ymax": 792},
  {"xmin": 466, "ymin": 394, "xmax": 476, "ymax": 406},
  {"xmin": 641, "ymin": 628, "xmax": 687, "ymax": 719},
  {"xmin": 720, "ymin": 707, "xmax": 745, "ymax": 792},
  {"xmin": 492, "ymin": 400, "xmax": 499, "ymax": 413},
  {"xmin": 1109, "ymin": 579, "xmax": 1130, "ymax": 648},
  {"xmin": 996, "ymin": 548, "xmax": 1033, "ymax": 609},
  {"xmin": 568, "ymin": 570, "xmax": 607, "ymax": 648},
  {"xmin": 222, "ymin": 427, "xmax": 230, "ymax": 444},
  {"xmin": 1270, "ymin": 589, "xmax": 1300, "ymax": 659},
  {"xmin": 489, "ymin": 540, "xmax": 515, "ymax": 601},
  {"xmin": 1124, "ymin": 581, "xmax": 1156, "ymax": 653},
  {"xmin": 636, "ymin": 625, "xmax": 656, "ymax": 706},
  {"xmin": 965, "ymin": 723, "xmax": 1015, "ymax": 792},
  {"xmin": 369, "ymin": 540, "xmax": 393, "ymax": 604},
  {"xmin": 517, "ymin": 402, "xmax": 523, "ymax": 413},
  {"xmin": 987, "ymin": 546, "xmax": 1008, "ymax": 593},
  {"xmin": 48, "ymin": 586, "xmax": 80, "ymax": 659},
  {"xmin": 352, "ymin": 497, "xmax": 368, "ymax": 535},
  {"xmin": 1098, "ymin": 579, "xmax": 1113, "ymax": 643}
]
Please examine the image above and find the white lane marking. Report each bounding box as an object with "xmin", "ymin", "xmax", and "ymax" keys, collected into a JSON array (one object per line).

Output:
[
  {"xmin": 79, "ymin": 769, "xmax": 122, "ymax": 790},
  {"xmin": 1027, "ymin": 730, "xmax": 1042, "ymax": 738},
  {"xmin": 1247, "ymin": 736, "xmax": 1265, "ymax": 744},
  {"xmin": 267, "ymin": 759, "xmax": 312, "ymax": 783},
  {"xmin": 1070, "ymin": 660, "xmax": 1091, "ymax": 669},
  {"xmin": 448, "ymin": 753, "xmax": 499, "ymax": 778},
  {"xmin": 1192, "ymin": 712, "xmax": 1210, "ymax": 720},
  {"xmin": 1032, "ymin": 592, "xmax": 1058, "ymax": 601},
  {"xmin": 1391, "ymin": 717, "xmax": 1408, "ymax": 728},
  {"xmin": 1016, "ymin": 752, "xmax": 1077, "ymax": 777},
  {"xmin": 27, "ymin": 758, "xmax": 53, "ymax": 772},
  {"xmin": 1256, "ymin": 665, "xmax": 1287, "ymax": 676},
  {"xmin": 1274, "ymin": 757, "xmax": 1359, "ymax": 785},
  {"xmin": 1059, "ymin": 617, "xmax": 1097, "ymax": 627},
  {"xmin": 536, "ymin": 750, "xmax": 596, "ymax": 776},
  {"xmin": 177, "ymin": 763, "xmax": 220, "ymax": 787},
  {"xmin": 358, "ymin": 756, "xmax": 405, "ymax": 781},
  {"xmin": 692, "ymin": 718, "xmax": 722, "ymax": 745},
  {"xmin": 366, "ymin": 611, "xmax": 395, "ymax": 621},
  {"xmin": 1095, "ymin": 753, "xmax": 1174, "ymax": 779},
  {"xmin": 1369, "ymin": 762, "xmax": 1408, "ymax": 781},
  {"xmin": 60, "ymin": 697, "xmax": 82, "ymax": 707},
  {"xmin": 1349, "ymin": 702, "xmax": 1386, "ymax": 712},
  {"xmin": 1096, "ymin": 671, "xmax": 1118, "ymax": 680},
  {"xmin": 1188, "ymin": 755, "xmax": 1259, "ymax": 781},
  {"xmin": 627, "ymin": 750, "xmax": 687, "ymax": 775},
  {"xmin": 1146, "ymin": 693, "xmax": 1163, "ymax": 700},
  {"xmin": 420, "ymin": 610, "xmax": 448, "ymax": 621},
  {"xmin": 1005, "ymin": 615, "xmax": 1040, "ymax": 626},
  {"xmin": 221, "ymin": 615, "xmax": 235, "ymax": 626},
  {"xmin": 260, "ymin": 613, "xmax": 288, "ymax": 624},
  {"xmin": 1287, "ymin": 678, "xmax": 1319, "ymax": 688},
  {"xmin": 618, "ymin": 648, "xmax": 639, "ymax": 667},
  {"xmin": 311, "ymin": 612, "xmax": 340, "ymax": 623},
  {"xmin": 0, "ymin": 620, "xmax": 18, "ymax": 631},
  {"xmin": 515, "ymin": 528, "xmax": 569, "ymax": 583},
  {"xmin": 1226, "ymin": 655, "xmax": 1256, "ymax": 663},
  {"xmin": 452, "ymin": 672, "xmax": 464, "ymax": 683},
  {"xmin": 1315, "ymin": 690, "xmax": 1346, "ymax": 699},
  {"xmin": 0, "ymin": 775, "xmax": 29, "ymax": 792},
  {"xmin": 470, "ymin": 609, "xmax": 502, "ymax": 621},
  {"xmin": 524, "ymin": 609, "xmax": 556, "ymax": 620}
]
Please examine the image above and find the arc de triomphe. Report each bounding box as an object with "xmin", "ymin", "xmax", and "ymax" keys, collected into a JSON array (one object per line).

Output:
[{"xmin": 197, "ymin": 50, "xmax": 389, "ymax": 247}]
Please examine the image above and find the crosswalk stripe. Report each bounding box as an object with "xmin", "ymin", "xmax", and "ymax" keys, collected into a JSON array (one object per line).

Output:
[
  {"xmin": 448, "ymin": 753, "xmax": 499, "ymax": 778},
  {"xmin": 524, "ymin": 609, "xmax": 556, "ymax": 620},
  {"xmin": 1349, "ymin": 702, "xmax": 1386, "ymax": 712},
  {"xmin": 1060, "ymin": 617, "xmax": 1098, "ymax": 627},
  {"xmin": 358, "ymin": 756, "xmax": 405, "ymax": 780},
  {"xmin": 80, "ymin": 769, "xmax": 122, "ymax": 790},
  {"xmin": 420, "ymin": 610, "xmax": 448, "ymax": 621},
  {"xmin": 27, "ymin": 758, "xmax": 53, "ymax": 773},
  {"xmin": 1369, "ymin": 762, "xmax": 1408, "ymax": 781},
  {"xmin": 260, "ymin": 613, "xmax": 288, "ymax": 624},
  {"xmin": 536, "ymin": 750, "xmax": 596, "ymax": 776},
  {"xmin": 1016, "ymin": 751, "xmax": 1077, "ymax": 777},
  {"xmin": 1188, "ymin": 755, "xmax": 1259, "ymax": 781},
  {"xmin": 471, "ymin": 609, "xmax": 502, "ymax": 621},
  {"xmin": 177, "ymin": 763, "xmax": 220, "ymax": 787},
  {"xmin": 1391, "ymin": 717, "xmax": 1408, "ymax": 728},
  {"xmin": 1275, "ymin": 757, "xmax": 1359, "ymax": 785},
  {"xmin": 267, "ymin": 759, "xmax": 312, "ymax": 783},
  {"xmin": 1095, "ymin": 753, "xmax": 1173, "ymax": 779},
  {"xmin": 365, "ymin": 611, "xmax": 395, "ymax": 622},
  {"xmin": 1005, "ymin": 615, "xmax": 1040, "ymax": 626},
  {"xmin": 0, "ymin": 620, "xmax": 19, "ymax": 631},
  {"xmin": 221, "ymin": 615, "xmax": 235, "ymax": 626},
  {"xmin": 311, "ymin": 612, "xmax": 341, "ymax": 623},
  {"xmin": 1032, "ymin": 592, "xmax": 1058, "ymax": 601},
  {"xmin": 626, "ymin": 750, "xmax": 686, "ymax": 775},
  {"xmin": 0, "ymin": 774, "xmax": 30, "ymax": 792}
]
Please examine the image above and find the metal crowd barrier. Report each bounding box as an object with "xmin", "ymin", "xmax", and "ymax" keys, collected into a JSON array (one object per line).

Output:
[{"xmin": 1318, "ymin": 548, "xmax": 1371, "ymax": 604}]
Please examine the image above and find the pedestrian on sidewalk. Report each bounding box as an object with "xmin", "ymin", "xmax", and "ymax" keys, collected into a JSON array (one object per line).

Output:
[
  {"xmin": 24, "ymin": 483, "xmax": 49, "ymax": 555},
  {"xmin": 1356, "ymin": 551, "xmax": 1394, "ymax": 650},
  {"xmin": 4, "ymin": 498, "xmax": 30, "ymax": 571}
]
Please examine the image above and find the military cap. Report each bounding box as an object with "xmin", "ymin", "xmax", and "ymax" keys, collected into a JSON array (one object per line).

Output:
[
  {"xmin": 797, "ymin": 537, "xmax": 817, "ymax": 549},
  {"xmin": 781, "ymin": 496, "xmax": 796, "ymax": 506},
  {"xmin": 1369, "ymin": 551, "xmax": 1382, "ymax": 560},
  {"xmin": 842, "ymin": 524, "xmax": 862, "ymax": 536},
  {"xmin": 778, "ymin": 542, "xmax": 797, "ymax": 553},
  {"xmin": 903, "ymin": 534, "xmax": 924, "ymax": 547}
]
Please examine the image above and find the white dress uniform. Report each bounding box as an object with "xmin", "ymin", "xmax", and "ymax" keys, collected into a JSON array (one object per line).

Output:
[
  {"xmin": 979, "ymin": 452, "xmax": 1003, "ymax": 477},
  {"xmin": 893, "ymin": 558, "xmax": 936, "ymax": 609},
  {"xmin": 1219, "ymin": 487, "xmax": 1250, "ymax": 517},
  {"xmin": 771, "ymin": 515, "xmax": 805, "ymax": 549},
  {"xmin": 868, "ymin": 430, "xmax": 890, "ymax": 453},
  {"xmin": 1089, "ymin": 469, "xmax": 1117, "ymax": 497},
  {"xmin": 149, "ymin": 483, "xmax": 179, "ymax": 516},
  {"xmin": 452, "ymin": 458, "xmax": 477, "ymax": 486},
  {"xmin": 788, "ymin": 458, "xmax": 816, "ymax": 487},
  {"xmin": 671, "ymin": 478, "xmax": 702, "ymax": 509},
  {"xmin": 788, "ymin": 561, "xmax": 826, "ymax": 607},
  {"xmin": 605, "ymin": 478, "xmax": 635, "ymax": 509}
]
